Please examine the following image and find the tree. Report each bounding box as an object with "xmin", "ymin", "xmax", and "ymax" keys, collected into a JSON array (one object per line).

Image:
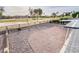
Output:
[
  {"xmin": 38, "ymin": 8, "xmax": 42, "ymax": 16},
  {"xmin": 29, "ymin": 7, "xmax": 33, "ymax": 17},
  {"xmin": 60, "ymin": 13, "xmax": 64, "ymax": 17},
  {"xmin": 33, "ymin": 8, "xmax": 42, "ymax": 21},
  {"xmin": 76, "ymin": 12, "xmax": 79, "ymax": 18},
  {"xmin": 0, "ymin": 7, "xmax": 4, "ymax": 18},
  {"xmin": 34, "ymin": 8, "xmax": 42, "ymax": 16},
  {"xmin": 51, "ymin": 12, "xmax": 59, "ymax": 18},
  {"xmin": 52, "ymin": 13, "xmax": 56, "ymax": 18},
  {"xmin": 64, "ymin": 12, "xmax": 71, "ymax": 16},
  {"xmin": 72, "ymin": 13, "xmax": 77, "ymax": 18},
  {"xmin": 34, "ymin": 9, "xmax": 39, "ymax": 16},
  {"xmin": 71, "ymin": 11, "xmax": 79, "ymax": 18}
]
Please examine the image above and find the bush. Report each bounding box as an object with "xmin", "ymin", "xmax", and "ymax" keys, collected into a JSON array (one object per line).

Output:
[
  {"xmin": 51, "ymin": 20, "xmax": 60, "ymax": 23},
  {"xmin": 72, "ymin": 13, "xmax": 77, "ymax": 18}
]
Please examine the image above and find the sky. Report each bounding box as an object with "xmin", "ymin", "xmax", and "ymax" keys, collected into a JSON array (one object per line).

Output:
[{"xmin": 3, "ymin": 6, "xmax": 79, "ymax": 16}]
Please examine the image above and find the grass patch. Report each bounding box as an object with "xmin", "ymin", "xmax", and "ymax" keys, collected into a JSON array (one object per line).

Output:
[
  {"xmin": 0, "ymin": 16, "xmax": 73, "ymax": 31},
  {"xmin": 0, "ymin": 18, "xmax": 33, "ymax": 23}
]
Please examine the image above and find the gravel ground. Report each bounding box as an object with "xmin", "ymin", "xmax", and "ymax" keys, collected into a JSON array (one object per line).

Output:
[
  {"xmin": 29, "ymin": 24, "xmax": 67, "ymax": 53},
  {"xmin": 0, "ymin": 23, "xmax": 67, "ymax": 53},
  {"xmin": 0, "ymin": 34, "xmax": 6, "ymax": 53}
]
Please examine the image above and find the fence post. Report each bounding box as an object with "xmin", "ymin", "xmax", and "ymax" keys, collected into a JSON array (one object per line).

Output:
[
  {"xmin": 27, "ymin": 19, "xmax": 29, "ymax": 25},
  {"xmin": 18, "ymin": 24, "xmax": 21, "ymax": 31}
]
